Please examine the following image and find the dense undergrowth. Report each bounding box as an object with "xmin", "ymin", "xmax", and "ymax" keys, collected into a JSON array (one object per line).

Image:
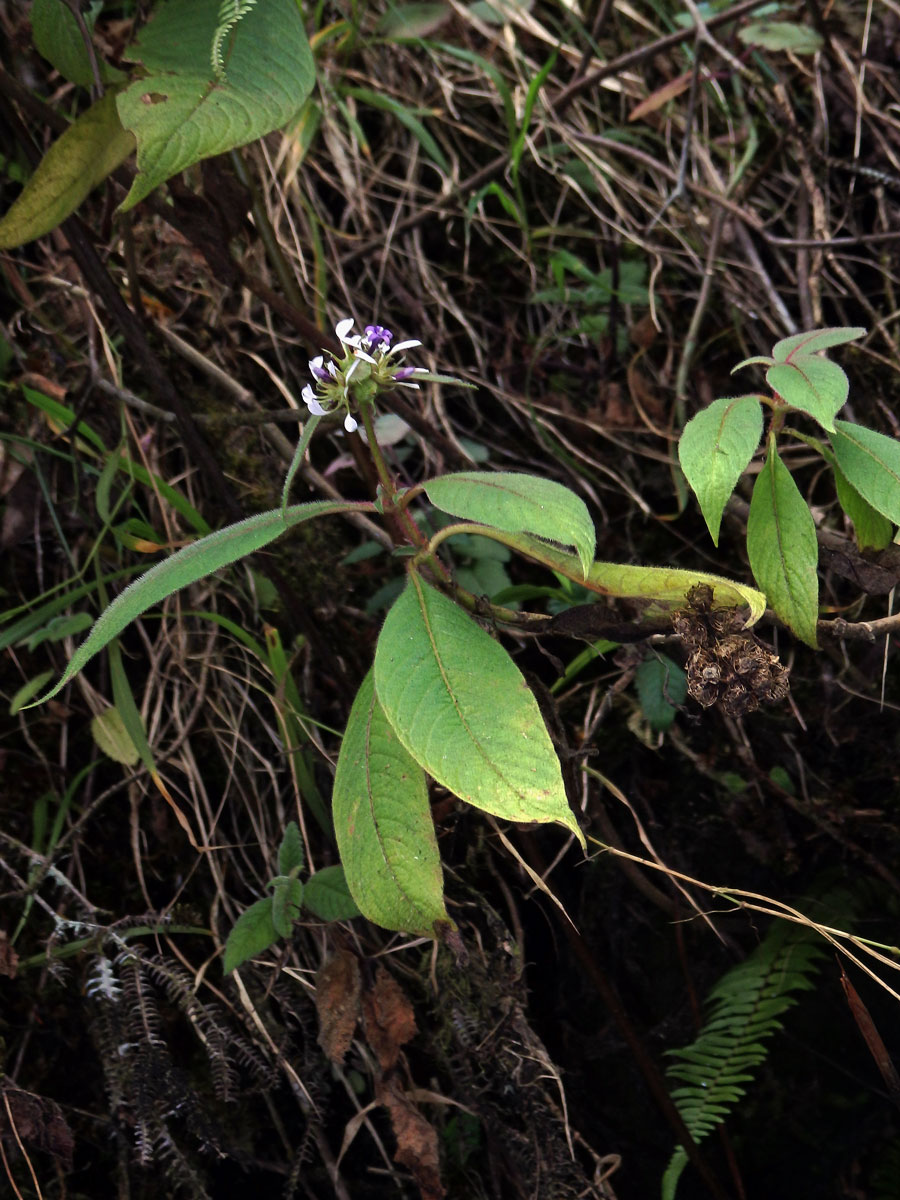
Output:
[{"xmin": 3, "ymin": 1, "xmax": 900, "ymax": 1197}]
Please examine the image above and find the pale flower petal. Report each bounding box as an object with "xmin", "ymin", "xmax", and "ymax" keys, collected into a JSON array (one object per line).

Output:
[
  {"xmin": 302, "ymin": 385, "xmax": 327, "ymax": 415},
  {"xmin": 387, "ymin": 339, "xmax": 423, "ymax": 355},
  {"xmin": 344, "ymin": 413, "xmax": 359, "ymax": 433},
  {"xmin": 335, "ymin": 317, "xmax": 355, "ymax": 342}
]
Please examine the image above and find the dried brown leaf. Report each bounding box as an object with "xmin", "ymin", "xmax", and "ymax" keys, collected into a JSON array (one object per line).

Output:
[
  {"xmin": 362, "ymin": 965, "xmax": 417, "ymax": 1071},
  {"xmin": 315, "ymin": 948, "xmax": 361, "ymax": 1065}
]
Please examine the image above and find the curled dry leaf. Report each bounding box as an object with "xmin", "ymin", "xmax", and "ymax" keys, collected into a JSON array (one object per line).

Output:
[
  {"xmin": 315, "ymin": 948, "xmax": 361, "ymax": 1065},
  {"xmin": 377, "ymin": 1076, "xmax": 446, "ymax": 1200},
  {"xmin": 362, "ymin": 964, "xmax": 417, "ymax": 1072}
]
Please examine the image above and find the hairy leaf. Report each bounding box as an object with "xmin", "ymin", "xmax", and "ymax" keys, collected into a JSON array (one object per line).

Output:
[
  {"xmin": 333, "ymin": 670, "xmax": 448, "ymax": 936},
  {"xmin": 31, "ymin": 500, "xmax": 364, "ymax": 705},
  {"xmin": 766, "ymin": 358, "xmax": 848, "ymax": 431},
  {"xmin": 425, "ymin": 470, "xmax": 595, "ymax": 577},
  {"xmin": 374, "ymin": 576, "xmax": 583, "ymax": 841},
  {"xmin": 278, "ymin": 821, "xmax": 305, "ymax": 875},
  {"xmin": 117, "ymin": 0, "xmax": 314, "ymax": 210},
  {"xmin": 461, "ymin": 531, "xmax": 767, "ymax": 625},
  {"xmin": 832, "ymin": 464, "xmax": 893, "ymax": 552},
  {"xmin": 770, "ymin": 327, "xmax": 865, "ymax": 360},
  {"xmin": 747, "ymin": 442, "xmax": 819, "ymax": 646},
  {"xmin": 304, "ymin": 865, "xmax": 362, "ymax": 923},
  {"xmin": 223, "ymin": 897, "xmax": 278, "ymax": 973},
  {"xmin": 0, "ymin": 91, "xmax": 135, "ymax": 249},
  {"xmin": 678, "ymin": 395, "xmax": 762, "ymax": 544},
  {"xmin": 270, "ymin": 876, "xmax": 303, "ymax": 938},
  {"xmin": 832, "ymin": 420, "xmax": 900, "ymax": 525}
]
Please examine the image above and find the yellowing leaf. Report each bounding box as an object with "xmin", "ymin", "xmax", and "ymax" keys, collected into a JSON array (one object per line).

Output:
[{"xmin": 0, "ymin": 91, "xmax": 135, "ymax": 249}]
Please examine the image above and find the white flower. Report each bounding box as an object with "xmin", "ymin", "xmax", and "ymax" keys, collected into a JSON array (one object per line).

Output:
[
  {"xmin": 301, "ymin": 384, "xmax": 327, "ymax": 416},
  {"xmin": 343, "ymin": 413, "xmax": 358, "ymax": 433},
  {"xmin": 335, "ymin": 317, "xmax": 362, "ymax": 348},
  {"xmin": 386, "ymin": 339, "xmax": 422, "ymax": 356}
]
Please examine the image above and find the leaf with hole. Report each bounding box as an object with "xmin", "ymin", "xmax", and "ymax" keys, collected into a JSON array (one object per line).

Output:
[
  {"xmin": 117, "ymin": 0, "xmax": 314, "ymax": 210},
  {"xmin": 374, "ymin": 576, "xmax": 582, "ymax": 840},
  {"xmin": 678, "ymin": 395, "xmax": 763, "ymax": 544},
  {"xmin": 425, "ymin": 471, "xmax": 595, "ymax": 577},
  {"xmin": 831, "ymin": 420, "xmax": 900, "ymax": 526},
  {"xmin": 332, "ymin": 670, "xmax": 448, "ymax": 936},
  {"xmin": 747, "ymin": 441, "xmax": 819, "ymax": 646}
]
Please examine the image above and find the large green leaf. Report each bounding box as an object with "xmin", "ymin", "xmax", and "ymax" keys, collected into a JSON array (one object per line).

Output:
[
  {"xmin": 747, "ymin": 441, "xmax": 819, "ymax": 647},
  {"xmin": 332, "ymin": 670, "xmax": 448, "ymax": 936},
  {"xmin": 462, "ymin": 530, "xmax": 767, "ymax": 625},
  {"xmin": 832, "ymin": 420, "xmax": 900, "ymax": 525},
  {"xmin": 0, "ymin": 91, "xmax": 135, "ymax": 249},
  {"xmin": 425, "ymin": 471, "xmax": 595, "ymax": 577},
  {"xmin": 766, "ymin": 358, "xmax": 848, "ymax": 432},
  {"xmin": 678, "ymin": 395, "xmax": 762, "ymax": 545},
  {"xmin": 374, "ymin": 575, "xmax": 583, "ymax": 840},
  {"xmin": 32, "ymin": 501, "xmax": 365, "ymax": 705},
  {"xmin": 117, "ymin": 0, "xmax": 315, "ymax": 211},
  {"xmin": 32, "ymin": 0, "xmax": 126, "ymax": 86}
]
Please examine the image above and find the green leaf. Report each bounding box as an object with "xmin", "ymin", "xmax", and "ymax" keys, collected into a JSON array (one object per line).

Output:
[
  {"xmin": 0, "ymin": 91, "xmax": 135, "ymax": 249},
  {"xmin": 737, "ymin": 20, "xmax": 823, "ymax": 53},
  {"xmin": 223, "ymin": 897, "xmax": 278, "ymax": 973},
  {"xmin": 832, "ymin": 420, "xmax": 900, "ymax": 525},
  {"xmin": 30, "ymin": 500, "xmax": 364, "ymax": 705},
  {"xmin": 270, "ymin": 876, "xmax": 303, "ymax": 938},
  {"xmin": 463, "ymin": 531, "xmax": 767, "ymax": 625},
  {"xmin": 31, "ymin": 0, "xmax": 126, "ymax": 86},
  {"xmin": 91, "ymin": 706, "xmax": 141, "ymax": 766},
  {"xmin": 23, "ymin": 612, "xmax": 93, "ymax": 651},
  {"xmin": 765, "ymin": 358, "xmax": 848, "ymax": 431},
  {"xmin": 344, "ymin": 87, "xmax": 449, "ymax": 172},
  {"xmin": 377, "ymin": 4, "xmax": 452, "ymax": 39},
  {"xmin": 747, "ymin": 441, "xmax": 819, "ymax": 646},
  {"xmin": 332, "ymin": 670, "xmax": 449, "ymax": 936},
  {"xmin": 374, "ymin": 576, "xmax": 583, "ymax": 841},
  {"xmin": 303, "ymin": 865, "xmax": 362, "ymax": 922},
  {"xmin": 425, "ymin": 471, "xmax": 595, "ymax": 578},
  {"xmin": 832, "ymin": 463, "xmax": 893, "ymax": 552},
  {"xmin": 634, "ymin": 655, "xmax": 688, "ymax": 732},
  {"xmin": 278, "ymin": 821, "xmax": 305, "ymax": 875},
  {"xmin": 678, "ymin": 395, "xmax": 763, "ymax": 545},
  {"xmin": 771, "ymin": 327, "xmax": 865, "ymax": 360},
  {"xmin": 117, "ymin": 0, "xmax": 315, "ymax": 211},
  {"xmin": 9, "ymin": 672, "xmax": 54, "ymax": 715}
]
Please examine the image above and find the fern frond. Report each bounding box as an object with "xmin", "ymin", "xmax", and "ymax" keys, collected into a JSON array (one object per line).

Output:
[
  {"xmin": 211, "ymin": 0, "xmax": 259, "ymax": 80},
  {"xmin": 662, "ymin": 921, "xmax": 823, "ymax": 1200}
]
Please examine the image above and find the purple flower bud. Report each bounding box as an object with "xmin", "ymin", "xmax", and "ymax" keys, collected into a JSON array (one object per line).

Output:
[
  {"xmin": 392, "ymin": 366, "xmax": 416, "ymax": 381},
  {"xmin": 364, "ymin": 324, "xmax": 393, "ymax": 350}
]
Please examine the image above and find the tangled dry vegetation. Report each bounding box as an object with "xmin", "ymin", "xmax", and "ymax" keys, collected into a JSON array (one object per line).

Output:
[{"xmin": 3, "ymin": 1, "xmax": 900, "ymax": 1197}]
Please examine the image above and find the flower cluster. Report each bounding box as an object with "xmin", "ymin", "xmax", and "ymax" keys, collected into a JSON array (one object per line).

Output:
[{"xmin": 302, "ymin": 318, "xmax": 425, "ymax": 433}]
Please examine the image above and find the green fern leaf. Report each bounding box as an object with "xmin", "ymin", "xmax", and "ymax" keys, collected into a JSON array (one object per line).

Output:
[
  {"xmin": 211, "ymin": 0, "xmax": 259, "ymax": 78},
  {"xmin": 661, "ymin": 921, "xmax": 824, "ymax": 1200}
]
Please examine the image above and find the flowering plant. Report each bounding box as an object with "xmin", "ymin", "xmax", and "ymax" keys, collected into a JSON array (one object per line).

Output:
[{"xmin": 33, "ymin": 316, "xmax": 783, "ymax": 959}]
